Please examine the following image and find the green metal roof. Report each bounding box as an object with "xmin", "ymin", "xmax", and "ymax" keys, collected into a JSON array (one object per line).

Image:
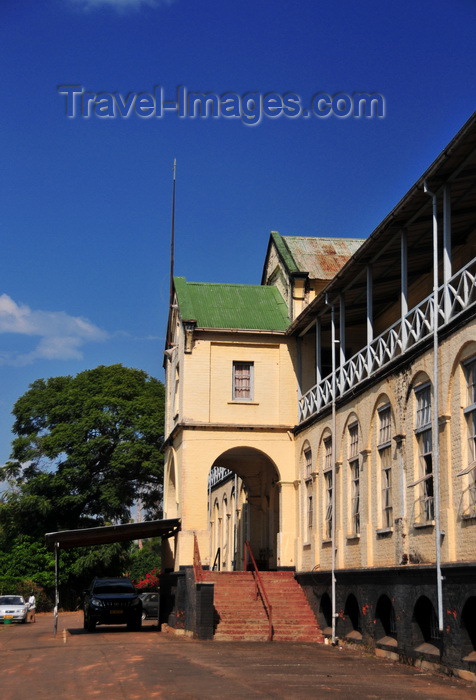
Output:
[
  {"xmin": 270, "ymin": 231, "xmax": 300, "ymax": 274},
  {"xmin": 174, "ymin": 277, "xmax": 290, "ymax": 331}
]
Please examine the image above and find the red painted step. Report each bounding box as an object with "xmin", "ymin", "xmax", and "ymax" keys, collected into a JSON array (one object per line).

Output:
[{"xmin": 202, "ymin": 570, "xmax": 324, "ymax": 642}]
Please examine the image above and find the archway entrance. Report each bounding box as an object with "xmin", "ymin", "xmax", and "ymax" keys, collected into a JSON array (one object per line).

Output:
[{"xmin": 207, "ymin": 447, "xmax": 280, "ymax": 571}]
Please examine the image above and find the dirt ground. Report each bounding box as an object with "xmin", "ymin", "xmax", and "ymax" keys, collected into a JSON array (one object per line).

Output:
[{"xmin": 0, "ymin": 611, "xmax": 474, "ymax": 699}]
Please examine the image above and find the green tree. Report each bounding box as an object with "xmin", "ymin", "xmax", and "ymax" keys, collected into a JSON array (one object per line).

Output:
[
  {"xmin": 126, "ymin": 539, "xmax": 162, "ymax": 584},
  {"xmin": 0, "ymin": 364, "xmax": 165, "ymax": 540}
]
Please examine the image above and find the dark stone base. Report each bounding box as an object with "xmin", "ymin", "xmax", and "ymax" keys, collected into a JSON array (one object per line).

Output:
[
  {"xmin": 296, "ymin": 562, "xmax": 476, "ymax": 676},
  {"xmin": 160, "ymin": 568, "xmax": 214, "ymax": 640}
]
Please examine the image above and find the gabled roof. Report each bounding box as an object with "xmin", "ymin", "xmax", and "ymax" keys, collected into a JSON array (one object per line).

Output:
[
  {"xmin": 174, "ymin": 277, "xmax": 290, "ymax": 331},
  {"xmin": 283, "ymin": 235, "xmax": 364, "ymax": 279},
  {"xmin": 262, "ymin": 231, "xmax": 364, "ymax": 283}
]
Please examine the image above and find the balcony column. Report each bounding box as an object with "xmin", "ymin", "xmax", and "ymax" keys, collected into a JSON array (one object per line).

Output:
[
  {"xmin": 443, "ymin": 185, "xmax": 452, "ymax": 322},
  {"xmin": 400, "ymin": 229, "xmax": 408, "ymax": 350},
  {"xmin": 297, "ymin": 336, "xmax": 302, "ymax": 419},
  {"xmin": 339, "ymin": 294, "xmax": 345, "ymax": 394},
  {"xmin": 366, "ymin": 264, "xmax": 373, "ymax": 376},
  {"xmin": 315, "ymin": 318, "xmax": 322, "ymax": 385}
]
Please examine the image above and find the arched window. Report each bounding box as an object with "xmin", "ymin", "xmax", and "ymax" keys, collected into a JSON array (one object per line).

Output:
[
  {"xmin": 378, "ymin": 405, "xmax": 393, "ymax": 529},
  {"xmin": 222, "ymin": 496, "xmax": 229, "ymax": 570},
  {"xmin": 411, "ymin": 384, "xmax": 434, "ymax": 523},
  {"xmin": 302, "ymin": 445, "xmax": 313, "ymax": 533},
  {"xmin": 212, "ymin": 499, "xmax": 220, "ymax": 570},
  {"xmin": 323, "ymin": 436, "xmax": 333, "ymax": 540},
  {"xmin": 348, "ymin": 422, "xmax": 360, "ymax": 535},
  {"xmin": 457, "ymin": 358, "xmax": 476, "ymax": 519}
]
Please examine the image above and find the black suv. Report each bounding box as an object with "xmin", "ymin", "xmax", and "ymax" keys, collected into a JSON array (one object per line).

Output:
[{"xmin": 83, "ymin": 577, "xmax": 142, "ymax": 632}]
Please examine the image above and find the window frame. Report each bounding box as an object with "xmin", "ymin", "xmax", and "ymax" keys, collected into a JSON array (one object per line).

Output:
[
  {"xmin": 378, "ymin": 405, "xmax": 393, "ymax": 530},
  {"xmin": 457, "ymin": 358, "xmax": 476, "ymax": 519},
  {"xmin": 232, "ymin": 361, "xmax": 254, "ymax": 401},
  {"xmin": 304, "ymin": 448, "xmax": 313, "ymax": 480},
  {"xmin": 412, "ymin": 384, "xmax": 434, "ymax": 524},
  {"xmin": 323, "ymin": 436, "xmax": 333, "ymax": 540},
  {"xmin": 324, "ymin": 469, "xmax": 333, "ymax": 540},
  {"xmin": 303, "ymin": 447, "xmax": 313, "ymax": 533},
  {"xmin": 348, "ymin": 422, "xmax": 360, "ymax": 535},
  {"xmin": 307, "ymin": 488, "xmax": 313, "ymax": 531}
]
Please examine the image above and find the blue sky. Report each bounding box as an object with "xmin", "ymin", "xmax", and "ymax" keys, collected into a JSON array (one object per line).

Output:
[{"xmin": 0, "ymin": 0, "xmax": 475, "ymax": 465}]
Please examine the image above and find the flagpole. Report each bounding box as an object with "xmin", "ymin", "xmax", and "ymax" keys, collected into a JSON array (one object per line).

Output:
[{"xmin": 167, "ymin": 159, "xmax": 177, "ymax": 348}]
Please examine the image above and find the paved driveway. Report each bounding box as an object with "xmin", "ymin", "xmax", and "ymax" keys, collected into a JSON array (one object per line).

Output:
[{"xmin": 0, "ymin": 612, "xmax": 474, "ymax": 699}]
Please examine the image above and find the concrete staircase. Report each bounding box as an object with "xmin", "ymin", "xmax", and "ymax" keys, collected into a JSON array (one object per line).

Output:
[{"xmin": 202, "ymin": 570, "xmax": 324, "ymax": 642}]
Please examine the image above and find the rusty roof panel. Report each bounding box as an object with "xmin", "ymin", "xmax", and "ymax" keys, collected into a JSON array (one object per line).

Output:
[{"xmin": 282, "ymin": 236, "xmax": 364, "ymax": 279}]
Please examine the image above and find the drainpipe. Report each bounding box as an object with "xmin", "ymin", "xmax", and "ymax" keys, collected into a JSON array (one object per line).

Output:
[
  {"xmin": 234, "ymin": 473, "xmax": 238, "ymax": 570},
  {"xmin": 208, "ymin": 475, "xmax": 212, "ymax": 565},
  {"xmin": 423, "ymin": 181, "xmax": 444, "ymax": 633},
  {"xmin": 326, "ymin": 294, "xmax": 338, "ymax": 645}
]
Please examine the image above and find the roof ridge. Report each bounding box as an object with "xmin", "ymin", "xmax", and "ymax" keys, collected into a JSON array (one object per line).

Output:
[
  {"xmin": 282, "ymin": 235, "xmax": 365, "ymax": 242},
  {"xmin": 270, "ymin": 231, "xmax": 299, "ymax": 274},
  {"xmin": 176, "ymin": 278, "xmax": 272, "ymax": 289}
]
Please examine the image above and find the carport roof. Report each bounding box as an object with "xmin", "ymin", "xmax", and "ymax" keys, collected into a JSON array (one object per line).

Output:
[{"xmin": 45, "ymin": 518, "xmax": 180, "ymax": 550}]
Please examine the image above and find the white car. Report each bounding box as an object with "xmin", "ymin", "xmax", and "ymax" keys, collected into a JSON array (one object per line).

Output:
[{"xmin": 0, "ymin": 595, "xmax": 28, "ymax": 623}]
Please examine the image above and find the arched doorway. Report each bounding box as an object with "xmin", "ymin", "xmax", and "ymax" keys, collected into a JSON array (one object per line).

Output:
[
  {"xmin": 461, "ymin": 596, "xmax": 476, "ymax": 660},
  {"xmin": 374, "ymin": 594, "xmax": 397, "ymax": 643},
  {"xmin": 412, "ymin": 595, "xmax": 441, "ymax": 655},
  {"xmin": 208, "ymin": 447, "xmax": 280, "ymax": 571}
]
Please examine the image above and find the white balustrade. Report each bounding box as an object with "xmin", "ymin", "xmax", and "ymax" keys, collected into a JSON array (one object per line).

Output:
[{"xmin": 298, "ymin": 257, "xmax": 476, "ymax": 423}]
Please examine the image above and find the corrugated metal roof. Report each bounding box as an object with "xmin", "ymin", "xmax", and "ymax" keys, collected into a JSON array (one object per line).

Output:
[
  {"xmin": 269, "ymin": 231, "xmax": 300, "ymax": 274},
  {"xmin": 45, "ymin": 518, "xmax": 181, "ymax": 550},
  {"xmin": 282, "ymin": 236, "xmax": 364, "ymax": 279},
  {"xmin": 174, "ymin": 277, "xmax": 290, "ymax": 331}
]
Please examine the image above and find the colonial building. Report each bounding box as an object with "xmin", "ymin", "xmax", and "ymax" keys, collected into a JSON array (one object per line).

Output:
[{"xmin": 162, "ymin": 113, "xmax": 476, "ymax": 678}]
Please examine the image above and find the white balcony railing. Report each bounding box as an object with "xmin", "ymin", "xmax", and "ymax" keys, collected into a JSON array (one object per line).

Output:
[
  {"xmin": 299, "ymin": 257, "xmax": 476, "ymax": 423},
  {"xmin": 208, "ymin": 466, "xmax": 233, "ymax": 489}
]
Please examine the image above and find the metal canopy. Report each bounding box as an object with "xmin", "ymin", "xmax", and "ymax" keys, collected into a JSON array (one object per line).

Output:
[
  {"xmin": 45, "ymin": 518, "xmax": 181, "ymax": 551},
  {"xmin": 45, "ymin": 518, "xmax": 180, "ymax": 637}
]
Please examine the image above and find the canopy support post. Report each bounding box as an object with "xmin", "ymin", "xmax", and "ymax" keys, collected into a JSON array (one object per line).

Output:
[{"xmin": 54, "ymin": 542, "xmax": 59, "ymax": 637}]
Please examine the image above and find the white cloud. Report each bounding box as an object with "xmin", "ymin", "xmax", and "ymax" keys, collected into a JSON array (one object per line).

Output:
[
  {"xmin": 68, "ymin": 0, "xmax": 175, "ymax": 11},
  {"xmin": 0, "ymin": 294, "xmax": 108, "ymax": 366}
]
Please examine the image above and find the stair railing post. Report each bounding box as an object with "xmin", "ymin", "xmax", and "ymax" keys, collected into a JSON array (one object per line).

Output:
[{"xmin": 244, "ymin": 540, "xmax": 273, "ymax": 641}]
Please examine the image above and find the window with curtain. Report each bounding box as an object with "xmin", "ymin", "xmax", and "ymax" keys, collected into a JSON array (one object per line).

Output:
[{"xmin": 232, "ymin": 361, "xmax": 253, "ymax": 400}]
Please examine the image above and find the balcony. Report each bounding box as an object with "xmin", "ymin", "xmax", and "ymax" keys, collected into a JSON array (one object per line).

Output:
[{"xmin": 298, "ymin": 256, "xmax": 476, "ymax": 423}]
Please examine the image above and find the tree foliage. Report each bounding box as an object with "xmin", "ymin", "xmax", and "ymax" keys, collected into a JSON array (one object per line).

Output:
[
  {"xmin": 0, "ymin": 364, "xmax": 165, "ymax": 539},
  {"xmin": 126, "ymin": 539, "xmax": 161, "ymax": 584}
]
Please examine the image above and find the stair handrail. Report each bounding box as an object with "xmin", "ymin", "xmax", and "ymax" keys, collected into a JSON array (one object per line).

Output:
[
  {"xmin": 212, "ymin": 547, "xmax": 221, "ymax": 571},
  {"xmin": 244, "ymin": 540, "xmax": 273, "ymax": 641},
  {"xmin": 193, "ymin": 532, "xmax": 204, "ymax": 582}
]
